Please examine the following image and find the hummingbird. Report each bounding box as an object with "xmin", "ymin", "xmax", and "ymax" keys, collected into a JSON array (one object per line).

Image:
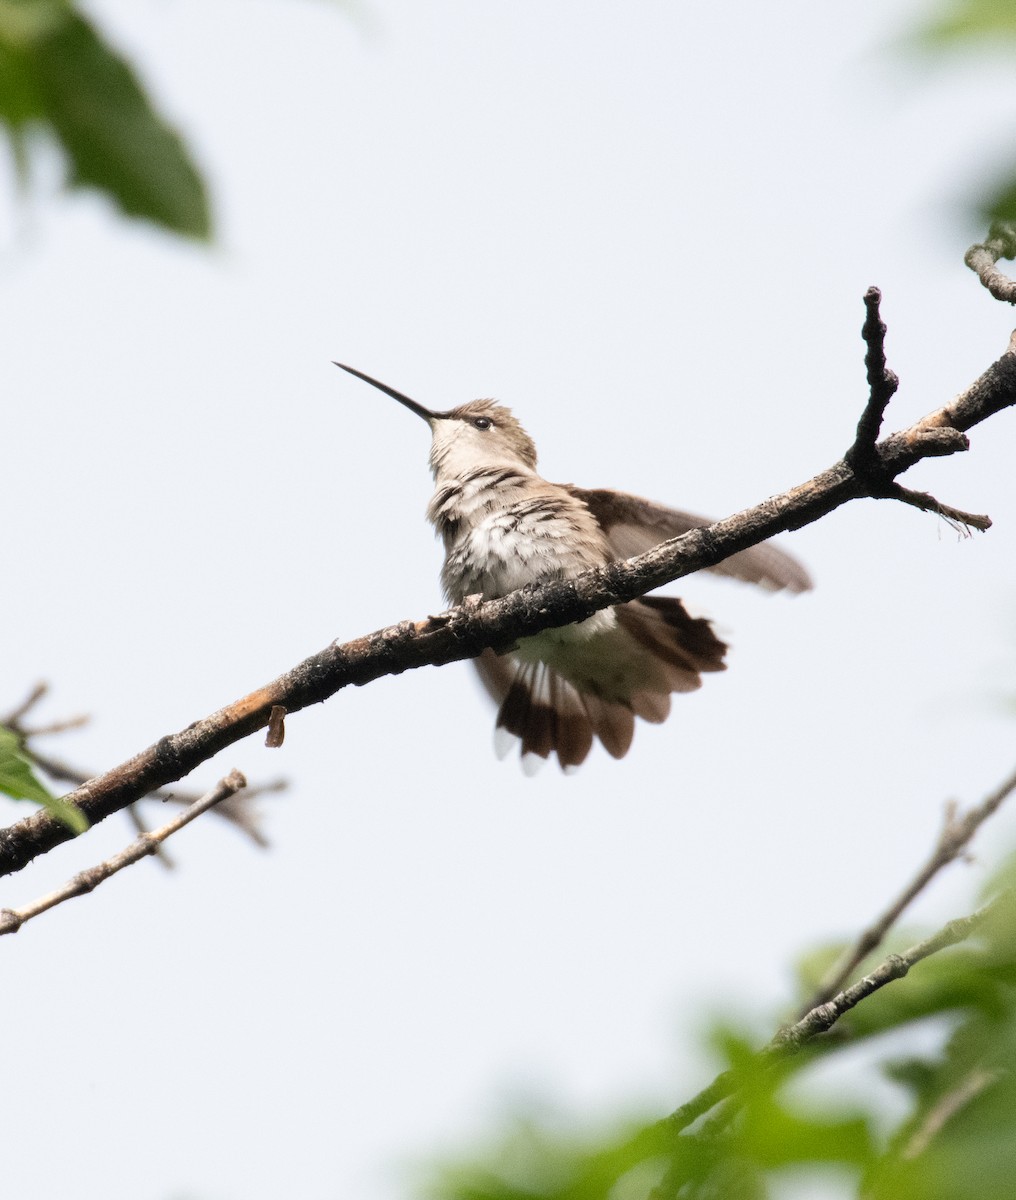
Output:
[{"xmin": 337, "ymin": 363, "xmax": 811, "ymax": 771}]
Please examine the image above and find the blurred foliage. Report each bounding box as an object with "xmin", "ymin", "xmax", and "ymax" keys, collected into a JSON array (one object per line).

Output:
[
  {"xmin": 418, "ymin": 878, "xmax": 1016, "ymax": 1200},
  {"xmin": 916, "ymin": 0, "xmax": 1016, "ymax": 43},
  {"xmin": 0, "ymin": 725, "xmax": 87, "ymax": 831},
  {"xmin": 0, "ymin": 0, "xmax": 209, "ymax": 237},
  {"xmin": 911, "ymin": 0, "xmax": 1016, "ymax": 226}
]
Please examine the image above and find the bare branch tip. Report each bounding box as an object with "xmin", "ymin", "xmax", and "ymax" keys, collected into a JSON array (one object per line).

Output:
[
  {"xmin": 966, "ymin": 226, "xmax": 1016, "ymax": 303},
  {"xmin": 886, "ymin": 483, "xmax": 990, "ymax": 533},
  {"xmin": 847, "ymin": 288, "xmax": 898, "ymax": 474},
  {"xmin": 223, "ymin": 769, "xmax": 248, "ymax": 792},
  {"xmin": 0, "ymin": 908, "xmax": 22, "ymax": 934}
]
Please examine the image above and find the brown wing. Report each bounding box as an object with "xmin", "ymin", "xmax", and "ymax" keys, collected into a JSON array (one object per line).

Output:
[{"xmin": 567, "ymin": 486, "xmax": 812, "ymax": 593}]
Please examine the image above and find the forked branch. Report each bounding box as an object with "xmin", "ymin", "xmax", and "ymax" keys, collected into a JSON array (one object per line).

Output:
[
  {"xmin": 655, "ymin": 885, "xmax": 1013, "ymax": 1147},
  {"xmin": 799, "ymin": 763, "xmax": 1016, "ymax": 1014}
]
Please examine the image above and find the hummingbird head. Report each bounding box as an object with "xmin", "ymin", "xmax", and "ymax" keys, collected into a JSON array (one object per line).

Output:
[
  {"xmin": 335, "ymin": 364, "xmax": 538, "ymax": 477},
  {"xmin": 427, "ymin": 399, "xmax": 538, "ymax": 477}
]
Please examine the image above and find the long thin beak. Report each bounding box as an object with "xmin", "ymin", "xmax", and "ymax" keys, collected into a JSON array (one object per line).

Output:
[{"xmin": 333, "ymin": 362, "xmax": 437, "ymax": 423}]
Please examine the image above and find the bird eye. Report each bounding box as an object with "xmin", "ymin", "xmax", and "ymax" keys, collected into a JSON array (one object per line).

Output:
[{"xmin": 472, "ymin": 416, "xmax": 492, "ymax": 430}]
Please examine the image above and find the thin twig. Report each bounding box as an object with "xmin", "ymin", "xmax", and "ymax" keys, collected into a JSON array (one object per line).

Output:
[
  {"xmin": 2, "ymin": 296, "xmax": 1016, "ymax": 877},
  {"xmin": 1, "ymin": 682, "xmax": 49, "ymax": 728},
  {"xmin": 656, "ymin": 890, "xmax": 1010, "ymax": 1140},
  {"xmin": 0, "ymin": 770, "xmax": 247, "ymax": 936},
  {"xmin": 694, "ymin": 761, "xmax": 1016, "ymax": 1147},
  {"xmin": 21, "ymin": 745, "xmax": 282, "ymax": 849},
  {"xmin": 775, "ymin": 896, "xmax": 1005, "ymax": 1048},
  {"xmin": 901, "ymin": 1066, "xmax": 999, "ymax": 1160},
  {"xmin": 127, "ymin": 802, "xmax": 175, "ymax": 869},
  {"xmin": 965, "ymin": 223, "xmax": 1016, "ymax": 303},
  {"xmin": 0, "ymin": 683, "xmax": 90, "ymax": 744},
  {"xmin": 17, "ymin": 715, "xmax": 90, "ymax": 738},
  {"xmin": 800, "ymin": 763, "xmax": 1016, "ymax": 1015},
  {"xmin": 884, "ymin": 483, "xmax": 991, "ymax": 532}
]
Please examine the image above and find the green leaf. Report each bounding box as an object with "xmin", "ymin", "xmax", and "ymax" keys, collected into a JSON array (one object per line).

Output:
[
  {"xmin": 0, "ymin": 0, "xmax": 211, "ymax": 238},
  {"xmin": 33, "ymin": 7, "xmax": 211, "ymax": 237},
  {"xmin": 0, "ymin": 724, "xmax": 55, "ymax": 804},
  {"xmin": 0, "ymin": 726, "xmax": 88, "ymax": 833}
]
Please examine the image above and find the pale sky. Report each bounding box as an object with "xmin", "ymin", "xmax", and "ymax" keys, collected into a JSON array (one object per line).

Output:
[{"xmin": 3, "ymin": 2, "xmax": 1016, "ymax": 1199}]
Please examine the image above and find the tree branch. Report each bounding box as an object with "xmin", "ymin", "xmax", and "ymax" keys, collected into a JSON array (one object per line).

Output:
[
  {"xmin": 2, "ymin": 295, "xmax": 1016, "ymax": 879},
  {"xmin": 657, "ymin": 756, "xmax": 1016, "ymax": 1164},
  {"xmin": 799, "ymin": 763, "xmax": 1016, "ymax": 1014},
  {"xmin": 1, "ymin": 683, "xmax": 278, "ymax": 849},
  {"xmin": 656, "ymin": 889, "xmax": 1011, "ymax": 1141},
  {"xmin": 0, "ymin": 770, "xmax": 247, "ymax": 935}
]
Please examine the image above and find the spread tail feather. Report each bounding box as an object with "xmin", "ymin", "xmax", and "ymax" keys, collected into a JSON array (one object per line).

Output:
[{"xmin": 474, "ymin": 597, "xmax": 727, "ymax": 770}]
